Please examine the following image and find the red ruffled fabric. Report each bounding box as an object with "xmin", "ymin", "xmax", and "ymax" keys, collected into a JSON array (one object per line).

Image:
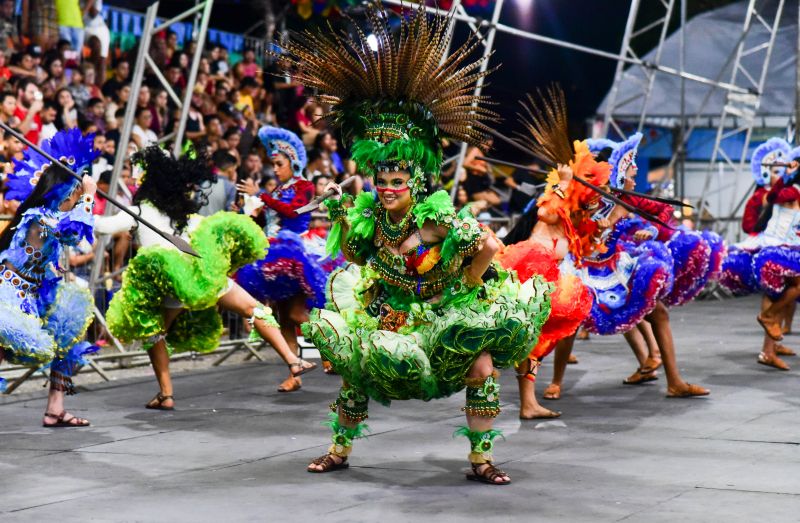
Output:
[{"xmin": 498, "ymin": 240, "xmax": 592, "ymax": 363}]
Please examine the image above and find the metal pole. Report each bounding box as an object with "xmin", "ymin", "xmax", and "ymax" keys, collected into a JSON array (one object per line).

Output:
[
  {"xmin": 677, "ymin": 0, "xmax": 686, "ymax": 204},
  {"xmin": 602, "ymin": 0, "xmax": 641, "ymax": 136},
  {"xmin": 173, "ymin": 0, "xmax": 214, "ymax": 155},
  {"xmin": 89, "ymin": 1, "xmax": 160, "ymax": 287},
  {"xmin": 449, "ymin": 0, "xmax": 504, "ymax": 202}
]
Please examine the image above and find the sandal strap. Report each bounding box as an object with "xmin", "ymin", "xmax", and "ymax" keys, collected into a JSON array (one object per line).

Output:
[
  {"xmin": 472, "ymin": 462, "xmax": 508, "ymax": 482},
  {"xmin": 44, "ymin": 411, "xmax": 66, "ymax": 421},
  {"xmin": 289, "ymin": 359, "xmax": 307, "ymax": 368},
  {"xmin": 311, "ymin": 454, "xmax": 346, "ymax": 470}
]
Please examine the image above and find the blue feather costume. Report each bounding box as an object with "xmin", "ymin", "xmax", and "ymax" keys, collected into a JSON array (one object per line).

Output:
[{"xmin": 0, "ymin": 129, "xmax": 99, "ymax": 392}]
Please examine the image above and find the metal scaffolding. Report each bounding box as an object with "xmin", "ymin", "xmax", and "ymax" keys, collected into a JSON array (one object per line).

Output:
[{"xmin": 697, "ymin": 0, "xmax": 786, "ymax": 232}]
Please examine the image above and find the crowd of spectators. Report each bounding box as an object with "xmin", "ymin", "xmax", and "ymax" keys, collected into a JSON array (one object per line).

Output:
[{"xmin": 0, "ymin": 1, "xmax": 526, "ymax": 290}]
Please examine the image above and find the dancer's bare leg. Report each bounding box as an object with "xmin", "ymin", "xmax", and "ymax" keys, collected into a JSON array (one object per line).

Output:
[
  {"xmin": 783, "ymin": 301, "xmax": 796, "ymax": 334},
  {"xmin": 145, "ymin": 306, "xmax": 182, "ymax": 409},
  {"xmin": 544, "ymin": 334, "xmax": 577, "ymax": 400},
  {"xmin": 645, "ymin": 302, "xmax": 708, "ymax": 396},
  {"xmin": 624, "ymin": 328, "xmax": 648, "ymax": 367},
  {"xmin": 638, "ymin": 321, "xmax": 661, "ymax": 363},
  {"xmin": 517, "ymin": 358, "xmax": 560, "ymax": 419}
]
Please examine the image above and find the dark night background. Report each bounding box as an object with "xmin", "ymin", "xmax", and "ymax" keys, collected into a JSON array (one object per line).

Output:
[{"xmin": 116, "ymin": 0, "xmax": 742, "ymax": 158}]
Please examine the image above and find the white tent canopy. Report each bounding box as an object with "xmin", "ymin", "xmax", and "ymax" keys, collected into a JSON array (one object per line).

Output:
[{"xmin": 596, "ymin": 0, "xmax": 798, "ymax": 120}]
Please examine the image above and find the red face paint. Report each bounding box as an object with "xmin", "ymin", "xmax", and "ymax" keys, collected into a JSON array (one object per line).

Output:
[{"xmin": 376, "ymin": 186, "xmax": 410, "ymax": 194}]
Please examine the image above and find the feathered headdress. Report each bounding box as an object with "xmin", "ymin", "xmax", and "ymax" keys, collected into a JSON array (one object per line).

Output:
[
  {"xmin": 258, "ymin": 125, "xmax": 307, "ymax": 175},
  {"xmin": 5, "ymin": 129, "xmax": 99, "ymax": 205},
  {"xmin": 270, "ymin": 1, "xmax": 497, "ymax": 198},
  {"xmin": 750, "ymin": 137, "xmax": 790, "ymax": 186},
  {"xmin": 515, "ymin": 85, "xmax": 611, "ymax": 260},
  {"xmin": 587, "ymin": 132, "xmax": 642, "ymax": 189}
]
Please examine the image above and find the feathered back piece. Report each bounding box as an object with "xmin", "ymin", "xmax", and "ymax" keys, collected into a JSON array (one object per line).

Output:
[
  {"xmin": 6, "ymin": 129, "xmax": 99, "ymax": 204},
  {"xmin": 270, "ymin": 0, "xmax": 497, "ymax": 191},
  {"xmin": 515, "ymin": 85, "xmax": 574, "ymax": 168}
]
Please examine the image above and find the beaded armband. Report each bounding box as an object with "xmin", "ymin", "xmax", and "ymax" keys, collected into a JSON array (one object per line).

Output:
[
  {"xmin": 462, "ymin": 370, "xmax": 501, "ymax": 418},
  {"xmin": 330, "ymin": 386, "xmax": 369, "ymax": 423},
  {"xmin": 453, "ymin": 427, "xmax": 505, "ymax": 464},
  {"xmin": 325, "ymin": 195, "xmax": 352, "ymax": 222}
]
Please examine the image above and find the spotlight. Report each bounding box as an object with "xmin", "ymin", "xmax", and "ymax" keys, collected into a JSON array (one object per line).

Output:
[{"xmin": 366, "ymin": 33, "xmax": 379, "ymax": 52}]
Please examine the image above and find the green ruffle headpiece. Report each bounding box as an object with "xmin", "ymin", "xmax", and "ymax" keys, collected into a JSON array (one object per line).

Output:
[{"xmin": 271, "ymin": 0, "xmax": 498, "ymax": 197}]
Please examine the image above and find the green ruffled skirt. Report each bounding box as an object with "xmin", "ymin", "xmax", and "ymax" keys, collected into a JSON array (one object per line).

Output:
[
  {"xmin": 106, "ymin": 212, "xmax": 269, "ymax": 353},
  {"xmin": 301, "ymin": 264, "xmax": 552, "ymax": 405}
]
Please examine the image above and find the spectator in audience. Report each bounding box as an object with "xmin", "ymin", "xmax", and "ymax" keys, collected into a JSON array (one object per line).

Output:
[
  {"xmin": 0, "ymin": 127, "xmax": 24, "ymax": 174},
  {"xmin": 0, "ymin": 90, "xmax": 17, "ymax": 125},
  {"xmin": 39, "ymin": 100, "xmax": 58, "ymax": 142},
  {"xmin": 239, "ymin": 150, "xmax": 268, "ymax": 182},
  {"xmin": 56, "ymin": 0, "xmax": 85, "ymax": 51},
  {"xmin": 213, "ymin": 79, "xmax": 229, "ymax": 106},
  {"xmin": 85, "ymin": 96, "xmax": 105, "ymax": 132},
  {"xmin": 131, "ymin": 105, "xmax": 157, "ymax": 148},
  {"xmin": 104, "ymin": 107, "xmax": 123, "ymax": 145},
  {"xmin": 462, "ymin": 138, "xmax": 501, "ymax": 207},
  {"xmin": 0, "ymin": 49, "xmax": 11, "ymax": 89},
  {"xmin": 104, "ymin": 82, "xmax": 129, "ymax": 130},
  {"xmin": 14, "ymin": 78, "xmax": 44, "ymax": 145},
  {"xmin": 185, "ymin": 92, "xmax": 206, "ymax": 141},
  {"xmin": 313, "ymin": 130, "xmax": 343, "ymax": 175},
  {"xmin": 136, "ymin": 84, "xmax": 159, "ymax": 132},
  {"xmin": 240, "ymin": 48, "xmax": 259, "ymax": 78},
  {"xmin": 101, "ymin": 59, "xmax": 129, "ymax": 98},
  {"xmin": 165, "ymin": 29, "xmax": 178, "ymax": 63},
  {"xmin": 237, "ymin": 76, "xmax": 257, "ymax": 115},
  {"xmin": 164, "ymin": 63, "xmax": 185, "ymax": 95},
  {"xmin": 152, "ymin": 87, "xmax": 171, "ymax": 136},
  {"xmin": 312, "ymin": 173, "xmax": 330, "ymax": 198},
  {"xmin": 83, "ymin": 0, "xmax": 109, "ymax": 79},
  {"xmin": 223, "ymin": 127, "xmax": 242, "ymax": 163},
  {"xmin": 80, "ymin": 63, "xmax": 103, "ymax": 99},
  {"xmin": 22, "ymin": 0, "xmax": 59, "ymax": 50},
  {"xmin": 306, "ymin": 148, "xmax": 332, "ymax": 178},
  {"xmin": 41, "ymin": 56, "xmax": 68, "ymax": 99},
  {"xmin": 203, "ymin": 113, "xmax": 224, "ymax": 151},
  {"xmin": 54, "ymin": 87, "xmax": 78, "ymax": 129},
  {"xmin": 8, "ymin": 48, "xmax": 37, "ymax": 78},
  {"xmin": 0, "ymin": 0, "xmax": 19, "ymax": 54},
  {"xmin": 198, "ymin": 149, "xmax": 237, "ymax": 216},
  {"xmin": 67, "ymin": 65, "xmax": 91, "ymax": 111}
]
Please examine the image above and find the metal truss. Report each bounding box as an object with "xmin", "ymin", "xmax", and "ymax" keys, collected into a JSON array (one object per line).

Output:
[
  {"xmin": 602, "ymin": 0, "xmax": 678, "ymax": 137},
  {"xmin": 697, "ymin": 0, "xmax": 785, "ymax": 235}
]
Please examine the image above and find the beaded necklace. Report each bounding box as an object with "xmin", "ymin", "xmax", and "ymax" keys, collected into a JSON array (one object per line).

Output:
[{"xmin": 377, "ymin": 204, "xmax": 416, "ymax": 248}]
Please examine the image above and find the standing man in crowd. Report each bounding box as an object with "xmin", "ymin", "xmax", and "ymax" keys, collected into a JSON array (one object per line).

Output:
[{"xmin": 15, "ymin": 78, "xmax": 43, "ymax": 145}]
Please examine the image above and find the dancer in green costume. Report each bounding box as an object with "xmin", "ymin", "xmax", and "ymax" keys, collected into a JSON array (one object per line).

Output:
[
  {"xmin": 275, "ymin": 2, "xmax": 552, "ymax": 484},
  {"xmin": 97, "ymin": 147, "xmax": 316, "ymax": 410}
]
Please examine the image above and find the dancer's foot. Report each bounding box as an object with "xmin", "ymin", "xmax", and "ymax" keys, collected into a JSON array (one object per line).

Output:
[
  {"xmin": 567, "ymin": 353, "xmax": 579, "ymax": 365},
  {"xmin": 519, "ymin": 404, "xmax": 561, "ymax": 419},
  {"xmin": 576, "ymin": 328, "xmax": 589, "ymax": 341},
  {"xmin": 289, "ymin": 358, "xmax": 317, "ymax": 378},
  {"xmin": 466, "ymin": 462, "xmax": 511, "ymax": 485},
  {"xmin": 757, "ymin": 314, "xmax": 784, "ymax": 341},
  {"xmin": 775, "ymin": 344, "xmax": 796, "ymax": 357},
  {"xmin": 145, "ymin": 392, "xmax": 175, "ymax": 410},
  {"xmin": 322, "ymin": 360, "xmax": 338, "ymax": 374},
  {"xmin": 666, "ymin": 382, "xmax": 709, "ymax": 398},
  {"xmin": 307, "ymin": 453, "xmax": 348, "ymax": 473},
  {"xmin": 278, "ymin": 376, "xmax": 302, "ymax": 392},
  {"xmin": 43, "ymin": 411, "xmax": 90, "ymax": 427},
  {"xmin": 623, "ymin": 368, "xmax": 658, "ymax": 385},
  {"xmin": 640, "ymin": 356, "xmax": 662, "ymax": 373},
  {"xmin": 542, "ymin": 383, "xmax": 561, "ymax": 400},
  {"xmin": 757, "ymin": 352, "xmax": 790, "ymax": 370}
]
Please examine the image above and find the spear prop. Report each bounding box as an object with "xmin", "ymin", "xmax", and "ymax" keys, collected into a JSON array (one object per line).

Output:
[
  {"xmin": 486, "ymin": 128, "xmax": 675, "ymax": 230},
  {"xmin": 477, "ymin": 155, "xmax": 690, "ymax": 208},
  {"xmin": 0, "ymin": 122, "xmax": 200, "ymax": 257}
]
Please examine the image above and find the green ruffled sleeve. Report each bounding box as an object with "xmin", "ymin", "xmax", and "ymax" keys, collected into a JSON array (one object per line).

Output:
[{"xmin": 413, "ymin": 190, "xmax": 456, "ymax": 228}]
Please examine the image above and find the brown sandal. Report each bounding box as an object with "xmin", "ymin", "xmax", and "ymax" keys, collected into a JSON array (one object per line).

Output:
[
  {"xmin": 623, "ymin": 368, "xmax": 659, "ymax": 385},
  {"xmin": 639, "ymin": 356, "xmax": 663, "ymax": 374},
  {"xmin": 289, "ymin": 359, "xmax": 317, "ymax": 378},
  {"xmin": 666, "ymin": 383, "xmax": 710, "ymax": 398},
  {"xmin": 775, "ymin": 344, "xmax": 796, "ymax": 357},
  {"xmin": 466, "ymin": 462, "xmax": 511, "ymax": 485},
  {"xmin": 43, "ymin": 411, "xmax": 90, "ymax": 428},
  {"xmin": 757, "ymin": 352, "xmax": 790, "ymax": 370},
  {"xmin": 757, "ymin": 314, "xmax": 784, "ymax": 341},
  {"xmin": 307, "ymin": 454, "xmax": 349, "ymax": 473},
  {"xmin": 145, "ymin": 393, "xmax": 175, "ymax": 410}
]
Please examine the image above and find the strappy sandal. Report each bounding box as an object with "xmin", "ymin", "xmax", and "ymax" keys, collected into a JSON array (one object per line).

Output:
[
  {"xmin": 775, "ymin": 344, "xmax": 796, "ymax": 357},
  {"xmin": 145, "ymin": 392, "xmax": 175, "ymax": 410},
  {"xmin": 289, "ymin": 359, "xmax": 318, "ymax": 378},
  {"xmin": 466, "ymin": 462, "xmax": 511, "ymax": 485},
  {"xmin": 307, "ymin": 454, "xmax": 349, "ymax": 473},
  {"xmin": 322, "ymin": 360, "xmax": 338, "ymax": 375},
  {"xmin": 623, "ymin": 368, "xmax": 659, "ymax": 385},
  {"xmin": 640, "ymin": 357, "xmax": 662, "ymax": 374},
  {"xmin": 666, "ymin": 383, "xmax": 710, "ymax": 398},
  {"xmin": 43, "ymin": 411, "xmax": 90, "ymax": 428},
  {"xmin": 277, "ymin": 376, "xmax": 302, "ymax": 392}
]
